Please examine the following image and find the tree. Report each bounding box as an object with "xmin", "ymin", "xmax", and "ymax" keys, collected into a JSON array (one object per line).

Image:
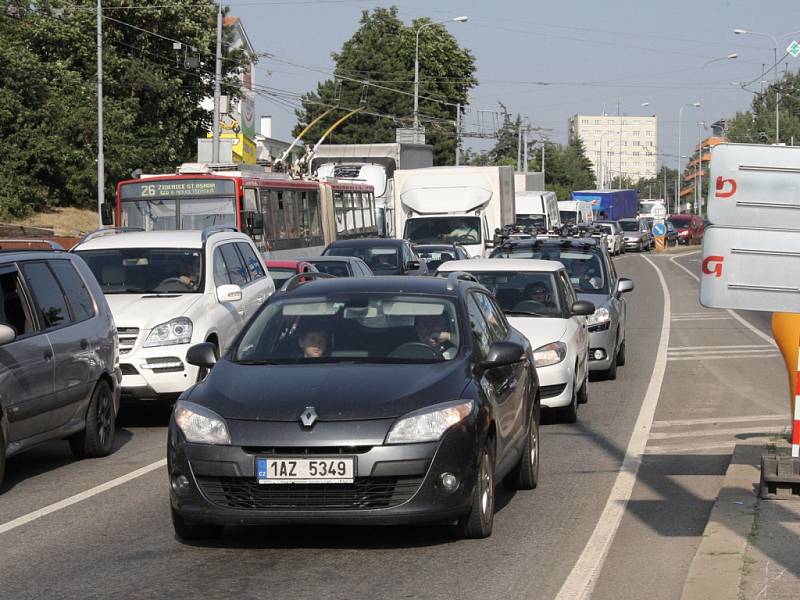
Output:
[
  {"xmin": 292, "ymin": 7, "xmax": 477, "ymax": 165},
  {"xmin": 528, "ymin": 138, "xmax": 595, "ymax": 199},
  {"xmin": 0, "ymin": 0, "xmax": 249, "ymax": 220},
  {"xmin": 726, "ymin": 72, "xmax": 800, "ymax": 145}
]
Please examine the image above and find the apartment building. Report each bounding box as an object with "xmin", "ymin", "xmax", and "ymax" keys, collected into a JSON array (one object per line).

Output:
[{"xmin": 568, "ymin": 114, "xmax": 658, "ymax": 184}]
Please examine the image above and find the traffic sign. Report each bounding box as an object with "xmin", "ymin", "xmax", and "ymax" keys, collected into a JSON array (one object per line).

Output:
[
  {"xmin": 652, "ymin": 221, "xmax": 666, "ymax": 237},
  {"xmin": 651, "ymin": 204, "xmax": 667, "ymax": 219},
  {"xmin": 788, "ymin": 40, "xmax": 800, "ymax": 58}
]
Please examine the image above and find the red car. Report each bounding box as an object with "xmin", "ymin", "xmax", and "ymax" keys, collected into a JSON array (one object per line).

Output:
[
  {"xmin": 265, "ymin": 260, "xmax": 319, "ymax": 290},
  {"xmin": 668, "ymin": 214, "xmax": 704, "ymax": 245}
]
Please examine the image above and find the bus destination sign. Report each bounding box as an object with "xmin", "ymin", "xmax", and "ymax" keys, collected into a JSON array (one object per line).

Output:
[{"xmin": 120, "ymin": 179, "xmax": 235, "ymax": 199}]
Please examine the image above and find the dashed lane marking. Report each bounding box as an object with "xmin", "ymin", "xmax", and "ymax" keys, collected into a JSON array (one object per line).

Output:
[
  {"xmin": 652, "ymin": 414, "xmax": 786, "ymax": 428},
  {"xmin": 644, "ymin": 442, "xmax": 736, "ymax": 455},
  {"xmin": 649, "ymin": 426, "xmax": 785, "ymax": 440}
]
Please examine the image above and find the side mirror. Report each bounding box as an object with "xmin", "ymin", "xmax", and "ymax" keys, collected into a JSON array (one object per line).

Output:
[
  {"xmin": 482, "ymin": 341, "xmax": 524, "ymax": 369},
  {"xmin": 186, "ymin": 342, "xmax": 218, "ymax": 370},
  {"xmin": 571, "ymin": 300, "xmax": 595, "ymax": 316},
  {"xmin": 405, "ymin": 260, "xmax": 420, "ymax": 271},
  {"xmin": 616, "ymin": 278, "xmax": 634, "ymax": 295},
  {"xmin": 101, "ymin": 203, "xmax": 114, "ymax": 226},
  {"xmin": 216, "ymin": 284, "xmax": 242, "ymax": 303},
  {"xmin": 0, "ymin": 324, "xmax": 16, "ymax": 346}
]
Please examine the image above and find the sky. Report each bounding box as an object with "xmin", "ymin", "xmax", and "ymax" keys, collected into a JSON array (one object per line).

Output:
[{"xmin": 229, "ymin": 0, "xmax": 800, "ymax": 170}]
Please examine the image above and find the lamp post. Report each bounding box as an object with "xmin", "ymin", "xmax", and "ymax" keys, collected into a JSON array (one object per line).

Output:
[
  {"xmin": 701, "ymin": 53, "xmax": 738, "ymax": 69},
  {"xmin": 414, "ymin": 16, "xmax": 468, "ymax": 131},
  {"xmin": 735, "ymin": 29, "xmax": 780, "ymax": 142},
  {"xmin": 676, "ymin": 102, "xmax": 701, "ymax": 213}
]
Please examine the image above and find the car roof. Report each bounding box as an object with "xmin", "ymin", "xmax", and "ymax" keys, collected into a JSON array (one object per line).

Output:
[
  {"xmin": 0, "ymin": 249, "xmax": 73, "ymax": 262},
  {"xmin": 275, "ymin": 274, "xmax": 475, "ymax": 298},
  {"xmin": 73, "ymin": 230, "xmax": 248, "ymax": 251},
  {"xmin": 326, "ymin": 238, "xmax": 403, "ymax": 247},
  {"xmin": 498, "ymin": 237, "xmax": 602, "ymax": 251},
  {"xmin": 437, "ymin": 258, "xmax": 564, "ymax": 273},
  {"xmin": 302, "ymin": 256, "xmax": 360, "ymax": 263}
]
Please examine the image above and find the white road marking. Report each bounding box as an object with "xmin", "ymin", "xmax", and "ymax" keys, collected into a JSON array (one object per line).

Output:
[
  {"xmin": 667, "ymin": 348, "xmax": 779, "ymax": 356},
  {"xmin": 667, "ymin": 344, "xmax": 773, "ymax": 351},
  {"xmin": 555, "ymin": 254, "xmax": 670, "ymax": 600},
  {"xmin": 653, "ymin": 414, "xmax": 786, "ymax": 428},
  {"xmin": 667, "ymin": 353, "xmax": 779, "ymax": 362},
  {"xmin": 671, "ymin": 316, "xmax": 731, "ymax": 321},
  {"xmin": 0, "ymin": 459, "xmax": 167, "ymax": 535},
  {"xmin": 649, "ymin": 426, "xmax": 785, "ymax": 440},
  {"xmin": 644, "ymin": 442, "xmax": 735, "ymax": 455},
  {"xmin": 668, "ymin": 252, "xmax": 776, "ymax": 347}
]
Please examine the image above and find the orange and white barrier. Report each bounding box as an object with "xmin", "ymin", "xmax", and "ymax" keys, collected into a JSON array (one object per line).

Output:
[
  {"xmin": 772, "ymin": 312, "xmax": 800, "ymax": 457},
  {"xmin": 794, "ymin": 363, "xmax": 800, "ymax": 458}
]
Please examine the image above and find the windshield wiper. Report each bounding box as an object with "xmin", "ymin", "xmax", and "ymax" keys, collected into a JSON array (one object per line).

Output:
[
  {"xmin": 234, "ymin": 359, "xmax": 281, "ymax": 365},
  {"xmin": 503, "ymin": 309, "xmax": 547, "ymax": 318}
]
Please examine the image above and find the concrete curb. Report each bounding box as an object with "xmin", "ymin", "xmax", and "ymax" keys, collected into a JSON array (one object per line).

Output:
[{"xmin": 679, "ymin": 442, "xmax": 763, "ymax": 600}]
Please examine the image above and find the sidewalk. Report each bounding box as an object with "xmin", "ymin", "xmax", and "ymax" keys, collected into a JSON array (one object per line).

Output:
[{"xmin": 680, "ymin": 440, "xmax": 800, "ymax": 600}]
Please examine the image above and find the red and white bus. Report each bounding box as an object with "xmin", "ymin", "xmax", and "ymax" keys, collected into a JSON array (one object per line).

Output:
[{"xmin": 107, "ymin": 165, "xmax": 377, "ymax": 258}]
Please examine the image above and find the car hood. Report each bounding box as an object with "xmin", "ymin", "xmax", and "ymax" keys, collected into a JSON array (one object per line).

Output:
[
  {"xmin": 192, "ymin": 359, "xmax": 471, "ymax": 421},
  {"xmin": 105, "ymin": 293, "xmax": 204, "ymax": 329},
  {"xmin": 577, "ymin": 292, "xmax": 611, "ymax": 310},
  {"xmin": 505, "ymin": 317, "xmax": 567, "ymax": 348}
]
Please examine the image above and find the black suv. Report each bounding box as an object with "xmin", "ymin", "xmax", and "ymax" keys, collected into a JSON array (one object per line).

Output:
[
  {"xmin": 169, "ymin": 273, "xmax": 539, "ymax": 540},
  {"xmin": 490, "ymin": 236, "xmax": 634, "ymax": 379},
  {"xmin": 0, "ymin": 242, "xmax": 121, "ymax": 489},
  {"xmin": 323, "ymin": 238, "xmax": 428, "ymax": 276}
]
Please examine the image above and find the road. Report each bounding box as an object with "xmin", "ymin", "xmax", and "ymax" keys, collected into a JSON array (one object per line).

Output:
[{"xmin": 0, "ymin": 250, "xmax": 789, "ymax": 600}]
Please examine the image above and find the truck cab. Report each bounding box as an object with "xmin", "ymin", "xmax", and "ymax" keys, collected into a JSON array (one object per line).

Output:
[
  {"xmin": 558, "ymin": 200, "xmax": 594, "ymax": 227},
  {"xmin": 515, "ymin": 190, "xmax": 560, "ymax": 232}
]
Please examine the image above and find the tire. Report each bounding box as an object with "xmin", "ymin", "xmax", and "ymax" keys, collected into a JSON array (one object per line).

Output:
[
  {"xmin": 617, "ymin": 339, "xmax": 627, "ymax": 367},
  {"xmin": 0, "ymin": 428, "xmax": 5, "ymax": 492},
  {"xmin": 456, "ymin": 441, "xmax": 495, "ymax": 539},
  {"xmin": 577, "ymin": 369, "xmax": 589, "ymax": 404},
  {"xmin": 557, "ymin": 378, "xmax": 578, "ymax": 423},
  {"xmin": 69, "ymin": 380, "xmax": 115, "ymax": 459},
  {"xmin": 196, "ymin": 342, "xmax": 219, "ymax": 382},
  {"xmin": 504, "ymin": 403, "xmax": 540, "ymax": 491},
  {"xmin": 171, "ymin": 507, "xmax": 223, "ymax": 542},
  {"xmin": 601, "ymin": 349, "xmax": 618, "ymax": 381}
]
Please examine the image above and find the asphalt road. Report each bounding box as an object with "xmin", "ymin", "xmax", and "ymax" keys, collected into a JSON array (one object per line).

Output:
[{"xmin": 0, "ymin": 251, "xmax": 789, "ymax": 600}]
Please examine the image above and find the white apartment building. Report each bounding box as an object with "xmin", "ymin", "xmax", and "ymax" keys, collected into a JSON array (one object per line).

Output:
[{"xmin": 568, "ymin": 114, "xmax": 658, "ymax": 184}]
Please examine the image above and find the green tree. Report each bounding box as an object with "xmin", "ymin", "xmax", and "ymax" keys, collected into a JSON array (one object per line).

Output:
[
  {"xmin": 528, "ymin": 138, "xmax": 595, "ymax": 199},
  {"xmin": 726, "ymin": 72, "xmax": 800, "ymax": 145},
  {"xmin": 0, "ymin": 0, "xmax": 248, "ymax": 220},
  {"xmin": 292, "ymin": 7, "xmax": 477, "ymax": 166}
]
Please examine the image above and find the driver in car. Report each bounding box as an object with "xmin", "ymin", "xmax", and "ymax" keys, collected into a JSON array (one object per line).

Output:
[
  {"xmin": 415, "ymin": 313, "xmax": 457, "ymax": 359},
  {"xmin": 514, "ymin": 281, "xmax": 552, "ymax": 312},
  {"xmin": 571, "ymin": 259, "xmax": 603, "ymax": 290},
  {"xmin": 176, "ymin": 257, "xmax": 201, "ymax": 290}
]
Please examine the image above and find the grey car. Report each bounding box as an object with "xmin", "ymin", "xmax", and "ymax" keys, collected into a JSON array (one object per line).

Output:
[
  {"xmin": 618, "ymin": 218, "xmax": 653, "ymax": 252},
  {"xmin": 299, "ymin": 256, "xmax": 374, "ymax": 278},
  {"xmin": 490, "ymin": 236, "xmax": 634, "ymax": 379},
  {"xmin": 0, "ymin": 244, "xmax": 121, "ymax": 489}
]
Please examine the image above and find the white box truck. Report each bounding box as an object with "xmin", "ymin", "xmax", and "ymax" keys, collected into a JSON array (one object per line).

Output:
[
  {"xmin": 394, "ymin": 166, "xmax": 516, "ymax": 258},
  {"xmin": 515, "ymin": 190, "xmax": 560, "ymax": 231}
]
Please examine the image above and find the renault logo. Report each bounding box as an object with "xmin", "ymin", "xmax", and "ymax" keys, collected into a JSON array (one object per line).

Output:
[{"xmin": 300, "ymin": 407, "xmax": 317, "ymax": 428}]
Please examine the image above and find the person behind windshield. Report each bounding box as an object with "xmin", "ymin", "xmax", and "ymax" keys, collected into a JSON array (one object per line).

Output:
[
  {"xmin": 415, "ymin": 313, "xmax": 456, "ymax": 359},
  {"xmin": 176, "ymin": 256, "xmax": 200, "ymax": 290},
  {"xmin": 297, "ymin": 324, "xmax": 329, "ymax": 359},
  {"xmin": 571, "ymin": 259, "xmax": 602, "ymax": 290},
  {"xmin": 513, "ymin": 281, "xmax": 552, "ymax": 313}
]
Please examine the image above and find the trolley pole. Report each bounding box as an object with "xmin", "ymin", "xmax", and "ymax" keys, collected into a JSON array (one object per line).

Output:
[
  {"xmin": 455, "ymin": 103, "xmax": 461, "ymax": 166},
  {"xmin": 96, "ymin": 0, "xmax": 104, "ymax": 226},
  {"xmin": 211, "ymin": 3, "xmax": 223, "ymax": 163}
]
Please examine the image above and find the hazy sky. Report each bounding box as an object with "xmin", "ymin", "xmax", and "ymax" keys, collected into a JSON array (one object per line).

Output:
[{"xmin": 230, "ymin": 0, "xmax": 800, "ymax": 169}]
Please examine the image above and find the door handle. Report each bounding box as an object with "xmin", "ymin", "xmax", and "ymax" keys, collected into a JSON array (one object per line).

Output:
[
  {"xmin": 44, "ymin": 349, "xmax": 53, "ymax": 361},
  {"xmin": 237, "ymin": 309, "xmax": 246, "ymax": 317},
  {"xmin": 80, "ymin": 339, "xmax": 88, "ymax": 350},
  {"xmin": 255, "ymin": 295, "xmax": 266, "ymax": 305}
]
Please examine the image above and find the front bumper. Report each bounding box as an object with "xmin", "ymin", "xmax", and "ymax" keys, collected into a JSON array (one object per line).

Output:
[
  {"xmin": 588, "ymin": 325, "xmax": 616, "ymax": 371},
  {"xmin": 168, "ymin": 416, "xmax": 481, "ymax": 526},
  {"xmin": 119, "ymin": 343, "xmax": 199, "ymax": 400},
  {"xmin": 537, "ymin": 362, "xmax": 574, "ymax": 408},
  {"xmin": 623, "ymin": 238, "xmax": 643, "ymax": 250}
]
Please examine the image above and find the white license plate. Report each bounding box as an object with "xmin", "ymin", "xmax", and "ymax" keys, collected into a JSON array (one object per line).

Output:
[{"xmin": 256, "ymin": 457, "xmax": 355, "ymax": 484}]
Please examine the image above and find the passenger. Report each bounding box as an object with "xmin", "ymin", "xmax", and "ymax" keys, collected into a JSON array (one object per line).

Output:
[
  {"xmin": 297, "ymin": 325, "xmax": 328, "ymax": 359},
  {"xmin": 415, "ymin": 313, "xmax": 457, "ymax": 359}
]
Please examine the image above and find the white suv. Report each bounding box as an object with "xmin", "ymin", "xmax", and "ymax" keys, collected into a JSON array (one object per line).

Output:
[{"xmin": 73, "ymin": 227, "xmax": 274, "ymax": 401}]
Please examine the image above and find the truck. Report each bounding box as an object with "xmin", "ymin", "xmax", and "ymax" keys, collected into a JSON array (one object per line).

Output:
[
  {"xmin": 394, "ymin": 165, "xmax": 516, "ymax": 258},
  {"xmin": 571, "ymin": 189, "xmax": 638, "ymax": 221},
  {"xmin": 310, "ymin": 143, "xmax": 433, "ymax": 237},
  {"xmin": 638, "ymin": 198, "xmax": 667, "ymax": 218},
  {"xmin": 515, "ymin": 190, "xmax": 560, "ymax": 231}
]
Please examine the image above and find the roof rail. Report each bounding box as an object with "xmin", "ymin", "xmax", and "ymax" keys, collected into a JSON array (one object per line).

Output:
[
  {"xmin": 201, "ymin": 226, "xmax": 239, "ymax": 242},
  {"xmin": 78, "ymin": 227, "xmax": 144, "ymax": 245},
  {"xmin": 281, "ymin": 271, "xmax": 336, "ymax": 292},
  {"xmin": 446, "ymin": 270, "xmax": 478, "ymax": 291},
  {"xmin": 0, "ymin": 239, "xmax": 65, "ymax": 252}
]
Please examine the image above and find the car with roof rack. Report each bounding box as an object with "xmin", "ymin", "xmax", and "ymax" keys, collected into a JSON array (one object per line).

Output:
[
  {"xmin": 489, "ymin": 235, "xmax": 634, "ymax": 380},
  {"xmin": 72, "ymin": 227, "xmax": 274, "ymax": 402},
  {"xmin": 0, "ymin": 240, "xmax": 121, "ymax": 489},
  {"xmin": 168, "ymin": 271, "xmax": 539, "ymax": 541}
]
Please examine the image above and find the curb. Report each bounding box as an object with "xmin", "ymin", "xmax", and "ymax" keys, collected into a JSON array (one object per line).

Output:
[{"xmin": 679, "ymin": 441, "xmax": 762, "ymax": 600}]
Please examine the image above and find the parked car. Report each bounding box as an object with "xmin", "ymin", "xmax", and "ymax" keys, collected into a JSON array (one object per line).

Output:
[
  {"xmin": 323, "ymin": 238, "xmax": 428, "ymax": 276},
  {"xmin": 437, "ymin": 259, "xmax": 593, "ymax": 423},
  {"xmin": 265, "ymin": 260, "xmax": 319, "ymax": 289},
  {"xmin": 594, "ymin": 220, "xmax": 624, "ymax": 255},
  {"xmin": 300, "ymin": 256, "xmax": 373, "ymax": 278},
  {"xmin": 0, "ymin": 242, "xmax": 121, "ymax": 489},
  {"xmin": 73, "ymin": 227, "xmax": 275, "ymax": 402},
  {"xmin": 618, "ymin": 218, "xmax": 653, "ymax": 252},
  {"xmin": 170, "ymin": 273, "xmax": 539, "ymax": 540},
  {"xmin": 414, "ymin": 243, "xmax": 471, "ymax": 272},
  {"xmin": 668, "ymin": 214, "xmax": 704, "ymax": 245},
  {"xmin": 490, "ymin": 236, "xmax": 634, "ymax": 379},
  {"xmin": 665, "ymin": 221, "xmax": 679, "ymax": 247}
]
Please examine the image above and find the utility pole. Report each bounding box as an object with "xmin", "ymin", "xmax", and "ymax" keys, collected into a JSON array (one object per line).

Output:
[
  {"xmin": 517, "ymin": 122, "xmax": 522, "ymax": 171},
  {"xmin": 617, "ymin": 98, "xmax": 622, "ymax": 189},
  {"xmin": 523, "ymin": 120, "xmax": 529, "ymax": 174},
  {"xmin": 96, "ymin": 0, "xmax": 104, "ymax": 226},
  {"xmin": 541, "ymin": 142, "xmax": 546, "ymax": 182},
  {"xmin": 211, "ymin": 3, "xmax": 223, "ymax": 163},
  {"xmin": 455, "ymin": 103, "xmax": 461, "ymax": 166}
]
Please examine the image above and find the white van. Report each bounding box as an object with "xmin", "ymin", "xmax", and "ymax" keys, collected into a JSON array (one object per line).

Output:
[
  {"xmin": 558, "ymin": 200, "xmax": 594, "ymax": 226},
  {"xmin": 515, "ymin": 191, "xmax": 560, "ymax": 231}
]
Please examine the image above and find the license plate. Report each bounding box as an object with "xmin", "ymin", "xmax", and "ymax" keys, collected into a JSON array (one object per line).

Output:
[{"xmin": 256, "ymin": 457, "xmax": 355, "ymax": 484}]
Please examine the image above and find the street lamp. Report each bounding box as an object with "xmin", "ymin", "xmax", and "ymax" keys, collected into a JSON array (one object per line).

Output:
[
  {"xmin": 414, "ymin": 16, "xmax": 468, "ymax": 131},
  {"xmin": 735, "ymin": 28, "xmax": 781, "ymax": 141},
  {"xmin": 702, "ymin": 53, "xmax": 738, "ymax": 69},
  {"xmin": 676, "ymin": 102, "xmax": 701, "ymax": 213}
]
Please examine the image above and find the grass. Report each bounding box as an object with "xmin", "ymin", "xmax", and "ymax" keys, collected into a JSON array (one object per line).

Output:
[{"xmin": 5, "ymin": 207, "xmax": 99, "ymax": 236}]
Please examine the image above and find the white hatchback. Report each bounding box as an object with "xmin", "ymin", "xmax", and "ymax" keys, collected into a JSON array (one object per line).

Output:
[
  {"xmin": 74, "ymin": 227, "xmax": 275, "ymax": 401},
  {"xmin": 437, "ymin": 259, "xmax": 594, "ymax": 423}
]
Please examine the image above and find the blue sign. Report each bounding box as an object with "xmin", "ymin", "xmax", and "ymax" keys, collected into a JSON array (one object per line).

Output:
[{"xmin": 652, "ymin": 222, "xmax": 667, "ymax": 237}]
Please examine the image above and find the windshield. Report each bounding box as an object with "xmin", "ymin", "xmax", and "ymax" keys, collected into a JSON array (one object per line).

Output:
[
  {"xmin": 179, "ymin": 198, "xmax": 237, "ymax": 229},
  {"xmin": 495, "ymin": 248, "xmax": 607, "ymax": 293},
  {"xmin": 669, "ymin": 217, "xmax": 690, "ymax": 227},
  {"xmin": 76, "ymin": 248, "xmax": 203, "ymax": 294},
  {"xmin": 119, "ymin": 197, "xmax": 236, "ymax": 231},
  {"xmin": 234, "ymin": 294, "xmax": 461, "ymax": 363},
  {"xmin": 325, "ymin": 246, "xmax": 400, "ymax": 273},
  {"xmin": 404, "ymin": 216, "xmax": 481, "ymax": 245},
  {"xmin": 559, "ymin": 210, "xmax": 577, "ymax": 224},
  {"xmin": 464, "ymin": 272, "xmax": 562, "ymax": 317},
  {"xmin": 619, "ymin": 221, "xmax": 640, "ymax": 232},
  {"xmin": 309, "ymin": 261, "xmax": 352, "ymax": 277},
  {"xmin": 516, "ymin": 214, "xmax": 546, "ymax": 229},
  {"xmin": 120, "ymin": 199, "xmax": 177, "ymax": 231}
]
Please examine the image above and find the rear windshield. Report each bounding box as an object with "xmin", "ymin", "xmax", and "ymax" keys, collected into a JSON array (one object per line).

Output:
[
  {"xmin": 493, "ymin": 247, "xmax": 607, "ymax": 293},
  {"xmin": 516, "ymin": 214, "xmax": 547, "ymax": 229},
  {"xmin": 619, "ymin": 221, "xmax": 640, "ymax": 232},
  {"xmin": 309, "ymin": 261, "xmax": 352, "ymax": 278},
  {"xmin": 325, "ymin": 246, "xmax": 400, "ymax": 272}
]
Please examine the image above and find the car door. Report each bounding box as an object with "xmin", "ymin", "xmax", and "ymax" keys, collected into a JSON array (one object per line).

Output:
[
  {"xmin": 0, "ymin": 264, "xmax": 55, "ymax": 443},
  {"xmin": 559, "ymin": 269, "xmax": 589, "ymax": 383},
  {"xmin": 606, "ymin": 254, "xmax": 625, "ymax": 340},
  {"xmin": 211, "ymin": 244, "xmax": 245, "ymax": 349},
  {"xmin": 236, "ymin": 241, "xmax": 272, "ymax": 307}
]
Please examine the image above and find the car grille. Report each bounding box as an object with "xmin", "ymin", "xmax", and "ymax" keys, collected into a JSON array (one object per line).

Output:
[
  {"xmin": 120, "ymin": 363, "xmax": 138, "ymax": 376},
  {"xmin": 196, "ymin": 476, "xmax": 423, "ymax": 510},
  {"xmin": 540, "ymin": 383, "xmax": 567, "ymax": 399},
  {"xmin": 117, "ymin": 327, "xmax": 139, "ymax": 355}
]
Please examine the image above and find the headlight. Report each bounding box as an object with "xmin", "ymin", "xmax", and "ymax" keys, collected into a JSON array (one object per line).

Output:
[
  {"xmin": 386, "ymin": 400, "xmax": 473, "ymax": 444},
  {"xmin": 174, "ymin": 401, "xmax": 230, "ymax": 445},
  {"xmin": 587, "ymin": 307, "xmax": 611, "ymax": 327},
  {"xmin": 533, "ymin": 341, "xmax": 567, "ymax": 368},
  {"xmin": 144, "ymin": 317, "xmax": 193, "ymax": 347}
]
